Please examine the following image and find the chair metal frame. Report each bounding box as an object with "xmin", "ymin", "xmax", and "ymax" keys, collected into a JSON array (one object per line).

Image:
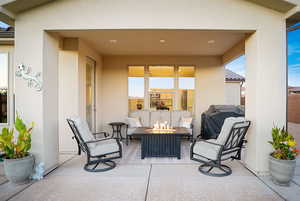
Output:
[
  {"xmin": 67, "ymin": 119, "xmax": 122, "ymax": 172},
  {"xmin": 190, "ymin": 121, "xmax": 251, "ymax": 177},
  {"xmin": 72, "ymin": 131, "xmax": 108, "ymax": 155}
]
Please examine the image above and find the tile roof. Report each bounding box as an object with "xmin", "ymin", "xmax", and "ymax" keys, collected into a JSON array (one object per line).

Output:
[
  {"xmin": 0, "ymin": 26, "xmax": 14, "ymax": 38},
  {"xmin": 225, "ymin": 69, "xmax": 245, "ymax": 82},
  {"xmin": 289, "ymin": 86, "xmax": 300, "ymax": 92}
]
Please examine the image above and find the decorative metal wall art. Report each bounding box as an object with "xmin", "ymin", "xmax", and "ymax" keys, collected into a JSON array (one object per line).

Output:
[{"xmin": 15, "ymin": 64, "xmax": 43, "ymax": 91}]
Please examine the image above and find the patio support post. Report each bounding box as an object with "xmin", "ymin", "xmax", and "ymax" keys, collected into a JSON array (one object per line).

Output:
[
  {"xmin": 15, "ymin": 29, "xmax": 60, "ymax": 172},
  {"xmin": 244, "ymin": 23, "xmax": 287, "ymax": 174}
]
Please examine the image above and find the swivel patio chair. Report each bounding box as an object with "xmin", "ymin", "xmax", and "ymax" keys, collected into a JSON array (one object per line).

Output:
[
  {"xmin": 67, "ymin": 117, "xmax": 122, "ymax": 172},
  {"xmin": 190, "ymin": 117, "xmax": 250, "ymax": 176},
  {"xmin": 72, "ymin": 128, "xmax": 108, "ymax": 156}
]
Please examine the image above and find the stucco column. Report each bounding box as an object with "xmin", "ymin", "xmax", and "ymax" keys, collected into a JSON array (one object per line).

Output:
[
  {"xmin": 244, "ymin": 23, "xmax": 287, "ymax": 174},
  {"xmin": 15, "ymin": 29, "xmax": 60, "ymax": 172}
]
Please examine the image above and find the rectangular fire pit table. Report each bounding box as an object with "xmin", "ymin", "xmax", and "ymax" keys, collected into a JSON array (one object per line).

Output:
[{"xmin": 131, "ymin": 127, "xmax": 192, "ymax": 159}]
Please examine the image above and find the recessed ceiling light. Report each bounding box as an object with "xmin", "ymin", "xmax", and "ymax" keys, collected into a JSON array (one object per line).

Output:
[
  {"xmin": 109, "ymin": 39, "xmax": 117, "ymax": 43},
  {"xmin": 159, "ymin": 39, "xmax": 166, "ymax": 43},
  {"xmin": 208, "ymin": 40, "xmax": 215, "ymax": 44}
]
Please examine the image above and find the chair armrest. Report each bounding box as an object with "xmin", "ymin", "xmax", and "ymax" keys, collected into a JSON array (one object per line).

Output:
[
  {"xmin": 85, "ymin": 137, "xmax": 115, "ymax": 144},
  {"xmin": 195, "ymin": 139, "xmax": 223, "ymax": 147},
  {"xmin": 93, "ymin": 131, "xmax": 108, "ymax": 138}
]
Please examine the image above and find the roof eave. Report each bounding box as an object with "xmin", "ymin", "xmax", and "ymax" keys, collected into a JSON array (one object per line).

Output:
[
  {"xmin": 225, "ymin": 79, "xmax": 245, "ymax": 82},
  {"xmin": 245, "ymin": 0, "xmax": 297, "ymax": 13}
]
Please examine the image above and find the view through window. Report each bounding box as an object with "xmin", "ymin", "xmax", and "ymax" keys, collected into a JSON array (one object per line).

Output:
[
  {"xmin": 128, "ymin": 66, "xmax": 145, "ymax": 111},
  {"xmin": 178, "ymin": 66, "xmax": 195, "ymax": 111},
  {"xmin": 0, "ymin": 53, "xmax": 8, "ymax": 123},
  {"xmin": 149, "ymin": 66, "xmax": 175, "ymax": 111},
  {"xmin": 128, "ymin": 65, "xmax": 195, "ymax": 112}
]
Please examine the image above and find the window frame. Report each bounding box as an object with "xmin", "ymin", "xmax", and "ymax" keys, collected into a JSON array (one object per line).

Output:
[
  {"xmin": 127, "ymin": 65, "xmax": 196, "ymax": 113},
  {"xmin": 0, "ymin": 51, "xmax": 13, "ymax": 126},
  {"xmin": 128, "ymin": 65, "xmax": 146, "ymax": 112}
]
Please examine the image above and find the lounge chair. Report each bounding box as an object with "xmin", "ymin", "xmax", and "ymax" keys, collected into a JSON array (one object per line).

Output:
[
  {"xmin": 190, "ymin": 117, "xmax": 250, "ymax": 176},
  {"xmin": 67, "ymin": 117, "xmax": 122, "ymax": 172}
]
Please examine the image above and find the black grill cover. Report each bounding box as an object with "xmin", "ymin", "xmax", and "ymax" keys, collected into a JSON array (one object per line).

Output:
[{"xmin": 200, "ymin": 105, "xmax": 245, "ymax": 139}]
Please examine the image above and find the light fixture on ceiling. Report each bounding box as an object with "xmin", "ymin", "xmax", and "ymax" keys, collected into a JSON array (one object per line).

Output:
[
  {"xmin": 109, "ymin": 39, "xmax": 117, "ymax": 43},
  {"xmin": 159, "ymin": 39, "xmax": 166, "ymax": 43},
  {"xmin": 208, "ymin": 40, "xmax": 215, "ymax": 44}
]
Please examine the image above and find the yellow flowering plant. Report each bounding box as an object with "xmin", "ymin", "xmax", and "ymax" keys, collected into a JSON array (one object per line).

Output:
[{"xmin": 269, "ymin": 127, "xmax": 299, "ymax": 160}]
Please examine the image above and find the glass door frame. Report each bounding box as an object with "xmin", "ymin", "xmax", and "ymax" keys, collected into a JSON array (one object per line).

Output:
[{"xmin": 86, "ymin": 56, "xmax": 96, "ymax": 132}]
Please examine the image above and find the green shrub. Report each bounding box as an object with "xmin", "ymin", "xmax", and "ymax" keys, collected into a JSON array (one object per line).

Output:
[{"xmin": 0, "ymin": 115, "xmax": 34, "ymax": 159}]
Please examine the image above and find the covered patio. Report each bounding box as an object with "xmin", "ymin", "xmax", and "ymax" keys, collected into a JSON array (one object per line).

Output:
[
  {"xmin": 4, "ymin": 0, "xmax": 292, "ymax": 178},
  {"xmin": 1, "ymin": 0, "xmax": 300, "ymax": 200}
]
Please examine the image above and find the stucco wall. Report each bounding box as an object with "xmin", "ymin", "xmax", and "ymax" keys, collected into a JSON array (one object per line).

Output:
[
  {"xmin": 101, "ymin": 55, "xmax": 225, "ymax": 135},
  {"xmin": 58, "ymin": 39, "xmax": 102, "ymax": 153},
  {"xmin": 225, "ymin": 82, "xmax": 241, "ymax": 105},
  {"xmin": 58, "ymin": 49, "xmax": 79, "ymax": 153}
]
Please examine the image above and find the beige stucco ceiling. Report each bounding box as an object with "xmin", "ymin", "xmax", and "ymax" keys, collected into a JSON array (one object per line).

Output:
[{"xmin": 57, "ymin": 30, "xmax": 250, "ymax": 56}]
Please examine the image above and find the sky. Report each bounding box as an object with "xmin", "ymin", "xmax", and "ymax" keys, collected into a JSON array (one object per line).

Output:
[
  {"xmin": 0, "ymin": 21, "xmax": 9, "ymax": 28},
  {"xmin": 226, "ymin": 27, "xmax": 300, "ymax": 87}
]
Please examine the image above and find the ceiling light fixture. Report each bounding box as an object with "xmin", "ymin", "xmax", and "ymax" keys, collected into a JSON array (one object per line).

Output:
[
  {"xmin": 109, "ymin": 39, "xmax": 117, "ymax": 43},
  {"xmin": 208, "ymin": 40, "xmax": 215, "ymax": 44},
  {"xmin": 159, "ymin": 39, "xmax": 166, "ymax": 43}
]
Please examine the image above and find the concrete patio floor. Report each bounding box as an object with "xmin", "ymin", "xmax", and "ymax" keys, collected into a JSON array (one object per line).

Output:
[{"xmin": 0, "ymin": 140, "xmax": 300, "ymax": 201}]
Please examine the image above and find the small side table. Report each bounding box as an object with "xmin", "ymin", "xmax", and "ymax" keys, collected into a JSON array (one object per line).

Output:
[{"xmin": 109, "ymin": 122, "xmax": 126, "ymax": 140}]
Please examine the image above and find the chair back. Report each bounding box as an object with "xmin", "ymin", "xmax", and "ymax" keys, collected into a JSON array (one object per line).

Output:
[
  {"xmin": 66, "ymin": 118, "xmax": 90, "ymax": 154},
  {"xmin": 222, "ymin": 118, "xmax": 251, "ymax": 153}
]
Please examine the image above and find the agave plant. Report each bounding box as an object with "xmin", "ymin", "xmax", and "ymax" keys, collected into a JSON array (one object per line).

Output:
[
  {"xmin": 0, "ymin": 115, "xmax": 34, "ymax": 159},
  {"xmin": 269, "ymin": 127, "xmax": 299, "ymax": 160}
]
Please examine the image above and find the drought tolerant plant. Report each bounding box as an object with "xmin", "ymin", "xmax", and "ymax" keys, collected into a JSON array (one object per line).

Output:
[
  {"xmin": 0, "ymin": 115, "xmax": 34, "ymax": 159},
  {"xmin": 269, "ymin": 127, "xmax": 299, "ymax": 160}
]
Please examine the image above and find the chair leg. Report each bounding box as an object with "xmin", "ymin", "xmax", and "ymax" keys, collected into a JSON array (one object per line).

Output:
[
  {"xmin": 77, "ymin": 145, "xmax": 81, "ymax": 155},
  {"xmin": 198, "ymin": 163, "xmax": 232, "ymax": 177},
  {"xmin": 84, "ymin": 159, "xmax": 116, "ymax": 172}
]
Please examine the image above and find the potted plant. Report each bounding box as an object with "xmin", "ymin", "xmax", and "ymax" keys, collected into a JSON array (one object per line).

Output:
[
  {"xmin": 269, "ymin": 127, "xmax": 299, "ymax": 186},
  {"xmin": 0, "ymin": 115, "xmax": 34, "ymax": 184}
]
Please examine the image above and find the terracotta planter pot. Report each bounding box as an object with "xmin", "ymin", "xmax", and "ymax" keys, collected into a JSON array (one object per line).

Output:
[
  {"xmin": 4, "ymin": 154, "xmax": 34, "ymax": 184},
  {"xmin": 269, "ymin": 154, "xmax": 296, "ymax": 186}
]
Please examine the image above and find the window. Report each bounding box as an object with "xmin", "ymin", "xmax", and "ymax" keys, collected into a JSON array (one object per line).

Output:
[
  {"xmin": 128, "ymin": 65, "xmax": 195, "ymax": 112},
  {"xmin": 128, "ymin": 66, "xmax": 144, "ymax": 112},
  {"xmin": 178, "ymin": 66, "xmax": 195, "ymax": 112},
  {"xmin": 149, "ymin": 66, "xmax": 175, "ymax": 111},
  {"xmin": 0, "ymin": 53, "xmax": 8, "ymax": 123}
]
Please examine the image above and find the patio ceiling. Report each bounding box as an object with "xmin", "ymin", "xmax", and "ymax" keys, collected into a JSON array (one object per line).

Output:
[{"xmin": 56, "ymin": 30, "xmax": 251, "ymax": 56}]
